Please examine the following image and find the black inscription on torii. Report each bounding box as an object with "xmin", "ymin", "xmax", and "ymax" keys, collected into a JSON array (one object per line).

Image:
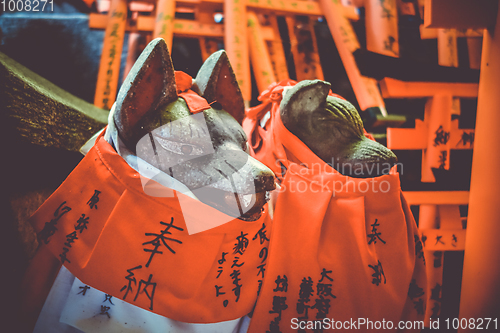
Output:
[
  {"xmin": 433, "ymin": 126, "xmax": 450, "ymax": 147},
  {"xmin": 38, "ymin": 201, "xmax": 72, "ymax": 245},
  {"xmin": 87, "ymin": 190, "xmax": 101, "ymax": 209},
  {"xmin": 297, "ymin": 277, "xmax": 314, "ymax": 320},
  {"xmin": 383, "ymin": 36, "xmax": 397, "ymax": 54},
  {"xmin": 380, "ymin": 0, "xmax": 395, "ymax": 19},
  {"xmin": 421, "ymin": 234, "xmax": 427, "ymax": 247},
  {"xmin": 367, "ymin": 219, "xmax": 386, "ymax": 245},
  {"xmin": 438, "ymin": 151, "xmax": 448, "ymax": 169},
  {"xmin": 435, "ymin": 235, "xmax": 445, "ymax": 245},
  {"xmin": 143, "ymin": 218, "xmax": 183, "ymax": 267},
  {"xmin": 433, "ymin": 251, "xmax": 443, "ymax": 268},
  {"xmin": 457, "ymin": 131, "xmax": 474, "ymax": 148}
]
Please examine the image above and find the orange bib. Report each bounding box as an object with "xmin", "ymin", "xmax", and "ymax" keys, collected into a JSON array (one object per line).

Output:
[
  {"xmin": 29, "ymin": 135, "xmax": 272, "ymax": 324},
  {"xmin": 247, "ymin": 116, "xmax": 426, "ymax": 332},
  {"xmin": 243, "ymin": 81, "xmax": 426, "ymax": 332}
]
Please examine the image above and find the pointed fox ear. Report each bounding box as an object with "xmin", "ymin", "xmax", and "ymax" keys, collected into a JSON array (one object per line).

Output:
[
  {"xmin": 114, "ymin": 38, "xmax": 177, "ymax": 144},
  {"xmin": 193, "ymin": 50, "xmax": 245, "ymax": 123},
  {"xmin": 280, "ymin": 80, "xmax": 330, "ymax": 131}
]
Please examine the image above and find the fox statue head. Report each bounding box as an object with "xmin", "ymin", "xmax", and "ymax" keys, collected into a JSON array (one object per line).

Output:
[
  {"xmin": 113, "ymin": 38, "xmax": 275, "ymax": 221},
  {"xmin": 280, "ymin": 80, "xmax": 398, "ymax": 177}
]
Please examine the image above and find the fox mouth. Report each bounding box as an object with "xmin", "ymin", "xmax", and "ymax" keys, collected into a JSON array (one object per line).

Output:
[{"xmin": 193, "ymin": 187, "xmax": 273, "ymax": 222}]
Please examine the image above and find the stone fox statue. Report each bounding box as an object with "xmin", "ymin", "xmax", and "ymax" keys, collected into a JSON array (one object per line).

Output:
[
  {"xmin": 245, "ymin": 79, "xmax": 398, "ymax": 179},
  {"xmin": 112, "ymin": 38, "xmax": 276, "ymax": 221},
  {"xmin": 243, "ymin": 81, "xmax": 427, "ymax": 332},
  {"xmin": 280, "ymin": 80, "xmax": 398, "ymax": 177},
  {"xmin": 26, "ymin": 39, "xmax": 277, "ymax": 332}
]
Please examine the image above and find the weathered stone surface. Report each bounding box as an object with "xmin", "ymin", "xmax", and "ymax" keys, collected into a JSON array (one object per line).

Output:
[{"xmin": 0, "ymin": 51, "xmax": 108, "ymax": 151}]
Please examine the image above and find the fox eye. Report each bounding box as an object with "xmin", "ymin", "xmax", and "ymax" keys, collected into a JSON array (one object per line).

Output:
[{"xmin": 154, "ymin": 136, "xmax": 204, "ymax": 156}]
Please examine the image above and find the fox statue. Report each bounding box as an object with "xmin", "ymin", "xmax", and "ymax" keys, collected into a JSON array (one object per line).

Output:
[
  {"xmin": 243, "ymin": 80, "xmax": 427, "ymax": 333},
  {"xmin": 26, "ymin": 38, "xmax": 275, "ymax": 332}
]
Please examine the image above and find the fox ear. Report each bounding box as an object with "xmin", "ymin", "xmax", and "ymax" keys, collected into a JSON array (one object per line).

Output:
[
  {"xmin": 193, "ymin": 50, "xmax": 245, "ymax": 123},
  {"xmin": 114, "ymin": 38, "xmax": 177, "ymax": 144},
  {"xmin": 280, "ymin": 80, "xmax": 330, "ymax": 131}
]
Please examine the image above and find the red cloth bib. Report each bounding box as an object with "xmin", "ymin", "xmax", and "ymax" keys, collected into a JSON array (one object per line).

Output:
[
  {"xmin": 246, "ymin": 115, "xmax": 427, "ymax": 332},
  {"xmin": 243, "ymin": 81, "xmax": 427, "ymax": 332},
  {"xmin": 29, "ymin": 134, "xmax": 272, "ymax": 323}
]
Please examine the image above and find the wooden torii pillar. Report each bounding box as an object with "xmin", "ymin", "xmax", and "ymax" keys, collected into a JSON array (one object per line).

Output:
[
  {"xmin": 457, "ymin": 3, "xmax": 500, "ymax": 327},
  {"xmin": 381, "ymin": 77, "xmax": 477, "ymax": 325},
  {"xmin": 423, "ymin": 0, "xmax": 500, "ymax": 327}
]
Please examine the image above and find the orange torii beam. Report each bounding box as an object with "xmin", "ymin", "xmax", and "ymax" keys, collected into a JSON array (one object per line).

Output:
[
  {"xmin": 90, "ymin": 14, "xmax": 276, "ymax": 39},
  {"xmin": 96, "ymin": 0, "xmax": 359, "ymax": 19},
  {"xmin": 402, "ymin": 191, "xmax": 470, "ymax": 205},
  {"xmin": 419, "ymin": 229, "xmax": 466, "ymax": 251},
  {"xmin": 93, "ymin": 0, "xmax": 128, "ymax": 110},
  {"xmin": 380, "ymin": 78, "xmax": 478, "ymax": 98},
  {"xmin": 90, "ymin": 14, "xmax": 226, "ymax": 37},
  {"xmin": 420, "ymin": 26, "xmax": 483, "ymax": 71},
  {"xmin": 381, "ymin": 78, "xmax": 477, "ymax": 182}
]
